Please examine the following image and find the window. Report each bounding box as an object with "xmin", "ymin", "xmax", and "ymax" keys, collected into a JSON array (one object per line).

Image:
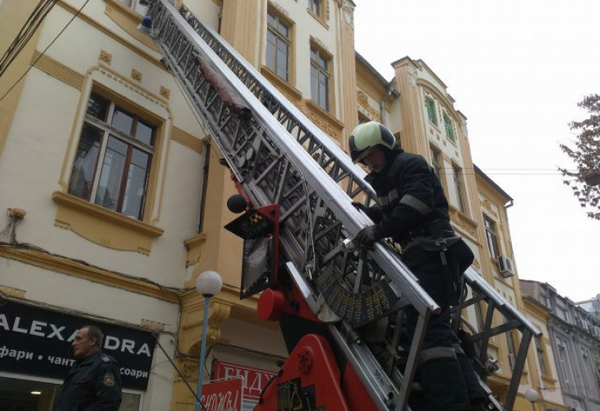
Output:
[
  {"xmin": 443, "ymin": 112, "xmax": 455, "ymax": 141},
  {"xmin": 535, "ymin": 337, "xmax": 549, "ymax": 376},
  {"xmin": 308, "ymin": 0, "xmax": 322, "ymax": 17},
  {"xmin": 68, "ymin": 92, "xmax": 155, "ymax": 220},
  {"xmin": 430, "ymin": 147, "xmax": 442, "ymax": 180},
  {"xmin": 505, "ymin": 331, "xmax": 517, "ymax": 371},
  {"xmin": 425, "ymin": 97, "xmax": 438, "ymax": 125},
  {"xmin": 358, "ymin": 113, "xmax": 370, "ymax": 124},
  {"xmin": 556, "ymin": 339, "xmax": 574, "ymax": 391},
  {"xmin": 0, "ymin": 376, "xmax": 141, "ymax": 411},
  {"xmin": 473, "ymin": 291, "xmax": 486, "ymax": 332},
  {"xmin": 266, "ymin": 10, "xmax": 291, "ymax": 81},
  {"xmin": 581, "ymin": 349, "xmax": 598, "ymax": 399},
  {"xmin": 310, "ymin": 47, "xmax": 330, "ymax": 111},
  {"xmin": 483, "ymin": 215, "xmax": 500, "ymax": 259},
  {"xmin": 555, "ymin": 300, "xmax": 570, "ymax": 322},
  {"xmin": 452, "ymin": 165, "xmax": 466, "ymax": 212}
]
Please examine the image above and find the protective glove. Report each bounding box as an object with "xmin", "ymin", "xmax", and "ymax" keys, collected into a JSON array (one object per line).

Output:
[
  {"xmin": 351, "ymin": 201, "xmax": 378, "ymax": 221},
  {"xmin": 355, "ymin": 224, "xmax": 384, "ymax": 247},
  {"xmin": 351, "ymin": 201, "xmax": 370, "ymax": 213}
]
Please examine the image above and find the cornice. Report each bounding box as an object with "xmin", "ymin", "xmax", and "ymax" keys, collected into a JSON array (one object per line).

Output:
[{"xmin": 0, "ymin": 245, "xmax": 179, "ymax": 303}]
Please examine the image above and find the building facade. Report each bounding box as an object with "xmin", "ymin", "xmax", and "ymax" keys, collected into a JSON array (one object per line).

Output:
[
  {"xmin": 521, "ymin": 281, "xmax": 600, "ymax": 411},
  {"xmin": 0, "ymin": 1, "xmax": 572, "ymax": 411}
]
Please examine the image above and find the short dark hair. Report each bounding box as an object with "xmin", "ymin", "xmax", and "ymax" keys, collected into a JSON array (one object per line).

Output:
[{"xmin": 83, "ymin": 325, "xmax": 104, "ymax": 348}]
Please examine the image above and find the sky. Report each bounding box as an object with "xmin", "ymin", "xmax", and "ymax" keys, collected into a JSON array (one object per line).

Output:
[{"xmin": 353, "ymin": 0, "xmax": 600, "ymax": 302}]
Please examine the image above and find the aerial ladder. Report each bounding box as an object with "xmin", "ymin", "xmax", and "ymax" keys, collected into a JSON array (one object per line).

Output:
[{"xmin": 144, "ymin": 1, "xmax": 541, "ymax": 410}]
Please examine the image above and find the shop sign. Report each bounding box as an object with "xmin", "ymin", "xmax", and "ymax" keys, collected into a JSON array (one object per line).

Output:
[
  {"xmin": 212, "ymin": 360, "xmax": 277, "ymax": 401},
  {"xmin": 0, "ymin": 300, "xmax": 156, "ymax": 390},
  {"xmin": 201, "ymin": 378, "xmax": 243, "ymax": 411}
]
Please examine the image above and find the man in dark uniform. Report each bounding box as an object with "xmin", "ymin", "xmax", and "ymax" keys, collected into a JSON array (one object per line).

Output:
[
  {"xmin": 348, "ymin": 121, "xmax": 485, "ymax": 411},
  {"xmin": 54, "ymin": 325, "xmax": 122, "ymax": 411}
]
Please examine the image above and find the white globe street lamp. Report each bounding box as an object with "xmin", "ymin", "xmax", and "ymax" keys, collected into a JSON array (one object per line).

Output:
[
  {"xmin": 194, "ymin": 271, "xmax": 223, "ymax": 411},
  {"xmin": 525, "ymin": 388, "xmax": 539, "ymax": 411}
]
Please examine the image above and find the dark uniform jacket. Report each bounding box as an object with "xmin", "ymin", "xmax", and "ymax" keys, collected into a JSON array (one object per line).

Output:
[
  {"xmin": 54, "ymin": 350, "xmax": 122, "ymax": 411},
  {"xmin": 364, "ymin": 149, "xmax": 474, "ymax": 302},
  {"xmin": 364, "ymin": 149, "xmax": 451, "ymax": 247}
]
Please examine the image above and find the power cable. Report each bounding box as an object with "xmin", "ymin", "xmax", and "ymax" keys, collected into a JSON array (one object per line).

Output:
[
  {"xmin": 0, "ymin": 0, "xmax": 91, "ymax": 103},
  {"xmin": 0, "ymin": 0, "xmax": 58, "ymax": 77}
]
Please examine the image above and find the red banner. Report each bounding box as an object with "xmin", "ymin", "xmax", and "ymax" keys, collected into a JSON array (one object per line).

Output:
[
  {"xmin": 201, "ymin": 378, "xmax": 243, "ymax": 411},
  {"xmin": 212, "ymin": 360, "xmax": 278, "ymax": 401}
]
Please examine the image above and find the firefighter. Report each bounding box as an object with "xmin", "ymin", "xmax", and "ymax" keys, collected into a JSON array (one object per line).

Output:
[
  {"xmin": 349, "ymin": 121, "xmax": 485, "ymax": 411},
  {"xmin": 54, "ymin": 325, "xmax": 122, "ymax": 411}
]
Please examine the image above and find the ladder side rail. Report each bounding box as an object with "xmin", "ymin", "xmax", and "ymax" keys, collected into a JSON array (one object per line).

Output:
[
  {"xmin": 461, "ymin": 268, "xmax": 541, "ymax": 411},
  {"xmin": 175, "ymin": 3, "xmax": 376, "ymax": 200},
  {"xmin": 149, "ymin": 4, "xmax": 537, "ymax": 410},
  {"xmin": 504, "ymin": 329, "xmax": 534, "ymax": 411},
  {"xmin": 464, "ymin": 268, "xmax": 541, "ymax": 336},
  {"xmin": 149, "ymin": 0, "xmax": 440, "ymax": 320}
]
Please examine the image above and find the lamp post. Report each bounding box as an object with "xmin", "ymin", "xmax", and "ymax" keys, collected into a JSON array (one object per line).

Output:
[
  {"xmin": 525, "ymin": 388, "xmax": 539, "ymax": 411},
  {"xmin": 194, "ymin": 270, "xmax": 223, "ymax": 411}
]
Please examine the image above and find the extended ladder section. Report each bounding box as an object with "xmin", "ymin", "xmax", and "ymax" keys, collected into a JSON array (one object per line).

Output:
[{"xmin": 145, "ymin": 1, "xmax": 540, "ymax": 410}]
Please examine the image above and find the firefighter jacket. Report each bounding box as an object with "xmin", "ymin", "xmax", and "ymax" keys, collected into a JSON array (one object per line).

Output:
[
  {"xmin": 54, "ymin": 350, "xmax": 122, "ymax": 411},
  {"xmin": 364, "ymin": 149, "xmax": 452, "ymax": 248}
]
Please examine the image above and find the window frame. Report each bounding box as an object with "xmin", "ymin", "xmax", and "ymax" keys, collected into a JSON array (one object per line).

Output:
[
  {"xmin": 443, "ymin": 111, "xmax": 456, "ymax": 142},
  {"xmin": 483, "ymin": 214, "xmax": 500, "ymax": 259},
  {"xmin": 535, "ymin": 337, "xmax": 549, "ymax": 376},
  {"xmin": 308, "ymin": 0, "xmax": 322, "ymax": 17},
  {"xmin": 452, "ymin": 164, "xmax": 467, "ymax": 213},
  {"xmin": 310, "ymin": 45, "xmax": 331, "ymax": 111},
  {"xmin": 505, "ymin": 330, "xmax": 517, "ymax": 371},
  {"xmin": 67, "ymin": 90, "xmax": 156, "ymax": 221},
  {"xmin": 425, "ymin": 97, "xmax": 438, "ymax": 126},
  {"xmin": 266, "ymin": 9, "xmax": 292, "ymax": 82},
  {"xmin": 430, "ymin": 146, "xmax": 442, "ymax": 180}
]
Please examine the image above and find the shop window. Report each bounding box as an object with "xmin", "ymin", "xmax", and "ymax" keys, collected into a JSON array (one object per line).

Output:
[
  {"xmin": 67, "ymin": 91, "xmax": 155, "ymax": 220},
  {"xmin": 483, "ymin": 214, "xmax": 500, "ymax": 259},
  {"xmin": 0, "ymin": 376, "xmax": 141, "ymax": 411},
  {"xmin": 425, "ymin": 97, "xmax": 438, "ymax": 125},
  {"xmin": 266, "ymin": 10, "xmax": 291, "ymax": 81},
  {"xmin": 310, "ymin": 46, "xmax": 330, "ymax": 111}
]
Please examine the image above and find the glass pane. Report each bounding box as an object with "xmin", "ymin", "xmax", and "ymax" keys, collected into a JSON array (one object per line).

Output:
[
  {"xmin": 112, "ymin": 108, "xmax": 134, "ymax": 135},
  {"xmin": 87, "ymin": 93, "xmax": 110, "ymax": 121},
  {"xmin": 311, "ymin": 48, "xmax": 317, "ymax": 61},
  {"xmin": 122, "ymin": 149, "xmax": 150, "ymax": 219},
  {"xmin": 319, "ymin": 76, "xmax": 328, "ymax": 109},
  {"xmin": 267, "ymin": 11, "xmax": 275, "ymax": 27},
  {"xmin": 68, "ymin": 123, "xmax": 103, "ymax": 201},
  {"xmin": 266, "ymin": 32, "xmax": 276, "ymax": 71},
  {"xmin": 95, "ymin": 136, "xmax": 128, "ymax": 211},
  {"xmin": 311, "ymin": 66, "xmax": 318, "ymax": 100},
  {"xmin": 276, "ymin": 41, "xmax": 288, "ymax": 79},
  {"xmin": 278, "ymin": 20, "xmax": 289, "ymax": 37},
  {"xmin": 320, "ymin": 56, "xmax": 327, "ymax": 69},
  {"xmin": 135, "ymin": 120, "xmax": 154, "ymax": 146}
]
